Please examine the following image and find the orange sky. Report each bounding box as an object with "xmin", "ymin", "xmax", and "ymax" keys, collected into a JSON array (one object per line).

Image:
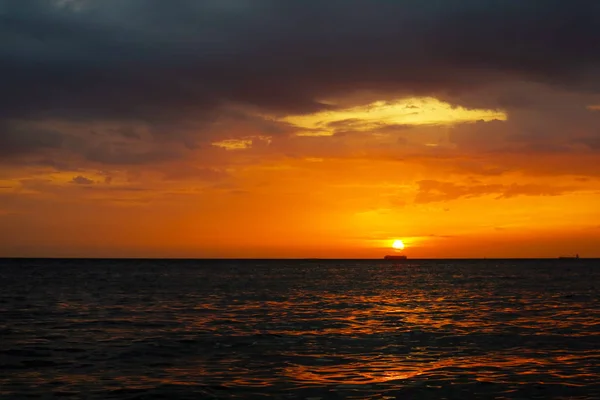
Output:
[
  {"xmin": 2, "ymin": 94, "xmax": 600, "ymax": 258},
  {"xmin": 2, "ymin": 2, "xmax": 600, "ymax": 258}
]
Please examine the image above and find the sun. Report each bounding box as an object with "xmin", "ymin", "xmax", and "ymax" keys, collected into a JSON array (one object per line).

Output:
[{"xmin": 392, "ymin": 239, "xmax": 405, "ymax": 250}]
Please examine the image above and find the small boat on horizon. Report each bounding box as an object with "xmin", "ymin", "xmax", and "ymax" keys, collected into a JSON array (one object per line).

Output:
[{"xmin": 558, "ymin": 254, "xmax": 580, "ymax": 259}]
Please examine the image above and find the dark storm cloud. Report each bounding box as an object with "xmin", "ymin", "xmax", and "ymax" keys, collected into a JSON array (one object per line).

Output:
[
  {"xmin": 2, "ymin": 0, "xmax": 600, "ymax": 159},
  {"xmin": 0, "ymin": 122, "xmax": 64, "ymax": 157},
  {"xmin": 113, "ymin": 127, "xmax": 141, "ymax": 140}
]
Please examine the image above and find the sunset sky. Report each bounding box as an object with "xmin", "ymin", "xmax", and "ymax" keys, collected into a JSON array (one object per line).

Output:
[{"xmin": 1, "ymin": 0, "xmax": 600, "ymax": 258}]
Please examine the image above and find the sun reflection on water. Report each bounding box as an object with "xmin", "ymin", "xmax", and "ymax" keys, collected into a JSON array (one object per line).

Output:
[{"xmin": 1, "ymin": 259, "xmax": 598, "ymax": 398}]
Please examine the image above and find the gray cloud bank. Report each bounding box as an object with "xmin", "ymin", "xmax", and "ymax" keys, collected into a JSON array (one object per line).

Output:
[{"xmin": 1, "ymin": 0, "xmax": 600, "ymax": 164}]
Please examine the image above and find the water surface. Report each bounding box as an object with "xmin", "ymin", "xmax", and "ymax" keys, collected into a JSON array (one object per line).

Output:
[{"xmin": 1, "ymin": 259, "xmax": 599, "ymax": 399}]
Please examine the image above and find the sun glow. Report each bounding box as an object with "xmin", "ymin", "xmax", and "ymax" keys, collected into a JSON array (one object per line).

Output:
[{"xmin": 392, "ymin": 239, "xmax": 405, "ymax": 250}]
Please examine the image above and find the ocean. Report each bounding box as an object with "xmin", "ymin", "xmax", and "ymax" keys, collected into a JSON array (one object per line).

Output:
[{"xmin": 1, "ymin": 259, "xmax": 599, "ymax": 399}]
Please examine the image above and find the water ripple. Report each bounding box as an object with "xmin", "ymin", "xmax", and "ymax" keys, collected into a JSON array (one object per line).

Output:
[{"xmin": 1, "ymin": 259, "xmax": 599, "ymax": 399}]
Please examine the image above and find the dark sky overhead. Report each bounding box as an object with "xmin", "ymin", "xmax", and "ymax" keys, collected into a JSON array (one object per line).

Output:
[{"xmin": 1, "ymin": 0, "xmax": 600, "ymax": 258}]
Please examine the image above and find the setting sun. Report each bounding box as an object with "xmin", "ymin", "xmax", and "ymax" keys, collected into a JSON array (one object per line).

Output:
[{"xmin": 392, "ymin": 240, "xmax": 405, "ymax": 250}]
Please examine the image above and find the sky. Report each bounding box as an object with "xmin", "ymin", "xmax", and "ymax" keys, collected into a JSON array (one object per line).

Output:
[{"xmin": 1, "ymin": 0, "xmax": 600, "ymax": 258}]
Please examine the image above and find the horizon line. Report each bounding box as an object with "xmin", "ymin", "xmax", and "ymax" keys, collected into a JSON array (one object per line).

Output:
[{"xmin": 0, "ymin": 257, "xmax": 596, "ymax": 261}]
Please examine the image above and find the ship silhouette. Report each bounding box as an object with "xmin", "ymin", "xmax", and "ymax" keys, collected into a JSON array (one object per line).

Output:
[{"xmin": 558, "ymin": 254, "xmax": 580, "ymax": 259}]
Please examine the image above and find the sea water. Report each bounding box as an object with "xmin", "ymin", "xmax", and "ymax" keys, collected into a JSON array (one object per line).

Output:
[{"xmin": 1, "ymin": 259, "xmax": 599, "ymax": 399}]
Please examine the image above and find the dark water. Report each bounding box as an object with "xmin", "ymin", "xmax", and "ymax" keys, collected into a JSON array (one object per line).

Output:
[{"xmin": 1, "ymin": 259, "xmax": 599, "ymax": 399}]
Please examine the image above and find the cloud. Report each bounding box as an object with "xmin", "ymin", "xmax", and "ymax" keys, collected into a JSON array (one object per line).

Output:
[
  {"xmin": 82, "ymin": 142, "xmax": 182, "ymax": 165},
  {"xmin": 282, "ymin": 98, "xmax": 505, "ymax": 136},
  {"xmin": 415, "ymin": 180, "xmax": 577, "ymax": 203},
  {"xmin": 2, "ymin": 0, "xmax": 600, "ymax": 172},
  {"xmin": 2, "ymin": 1, "xmax": 600, "ymax": 122},
  {"xmin": 114, "ymin": 127, "xmax": 141, "ymax": 139},
  {"xmin": 161, "ymin": 165, "xmax": 230, "ymax": 182},
  {"xmin": 70, "ymin": 175, "xmax": 94, "ymax": 185},
  {"xmin": 0, "ymin": 122, "xmax": 64, "ymax": 158}
]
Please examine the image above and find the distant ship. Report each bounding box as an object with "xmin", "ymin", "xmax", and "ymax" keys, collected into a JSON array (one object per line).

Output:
[
  {"xmin": 384, "ymin": 255, "xmax": 408, "ymax": 260},
  {"xmin": 558, "ymin": 254, "xmax": 580, "ymax": 259}
]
